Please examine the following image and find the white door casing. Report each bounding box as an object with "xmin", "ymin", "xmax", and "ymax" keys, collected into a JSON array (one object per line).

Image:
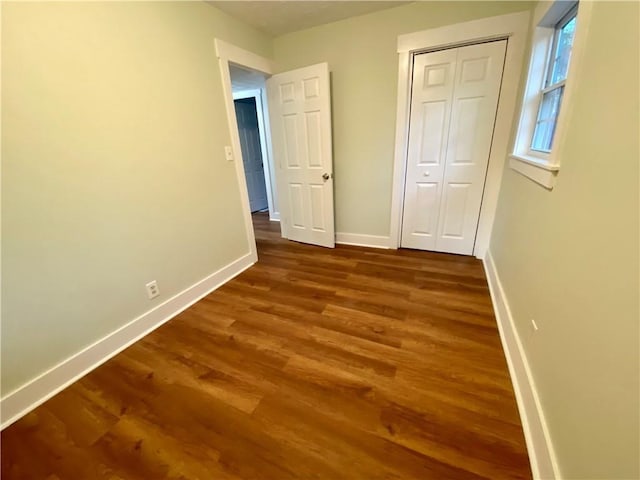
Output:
[
  {"xmin": 390, "ymin": 13, "xmax": 530, "ymax": 259},
  {"xmin": 215, "ymin": 38, "xmax": 277, "ymax": 263},
  {"xmin": 267, "ymin": 63, "xmax": 335, "ymax": 248},
  {"xmin": 401, "ymin": 40, "xmax": 506, "ymax": 255},
  {"xmin": 234, "ymin": 98, "xmax": 269, "ymax": 212}
]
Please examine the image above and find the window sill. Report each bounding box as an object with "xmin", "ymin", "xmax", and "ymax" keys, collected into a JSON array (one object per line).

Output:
[{"xmin": 509, "ymin": 153, "xmax": 559, "ymax": 189}]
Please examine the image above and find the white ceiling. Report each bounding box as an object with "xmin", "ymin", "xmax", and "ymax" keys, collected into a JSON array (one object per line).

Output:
[
  {"xmin": 230, "ymin": 64, "xmax": 267, "ymax": 92},
  {"xmin": 208, "ymin": 1, "xmax": 411, "ymax": 37}
]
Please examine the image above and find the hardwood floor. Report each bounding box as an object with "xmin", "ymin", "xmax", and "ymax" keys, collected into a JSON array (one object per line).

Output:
[{"xmin": 1, "ymin": 213, "xmax": 531, "ymax": 479}]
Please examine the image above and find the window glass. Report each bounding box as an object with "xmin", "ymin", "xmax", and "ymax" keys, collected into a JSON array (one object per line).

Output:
[
  {"xmin": 530, "ymin": 7, "xmax": 577, "ymax": 153},
  {"xmin": 549, "ymin": 15, "xmax": 577, "ymax": 85},
  {"xmin": 532, "ymin": 87, "xmax": 564, "ymax": 152}
]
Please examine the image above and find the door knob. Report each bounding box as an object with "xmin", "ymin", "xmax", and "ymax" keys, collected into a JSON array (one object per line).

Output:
[
  {"xmin": 322, "ymin": 173, "xmax": 331, "ymax": 181},
  {"xmin": 423, "ymin": 171, "xmax": 431, "ymax": 176}
]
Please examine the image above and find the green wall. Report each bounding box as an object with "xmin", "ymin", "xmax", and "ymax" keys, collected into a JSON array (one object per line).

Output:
[
  {"xmin": 1, "ymin": 1, "xmax": 271, "ymax": 394},
  {"xmin": 490, "ymin": 2, "xmax": 639, "ymax": 477},
  {"xmin": 3, "ymin": 1, "xmax": 638, "ymax": 477},
  {"xmin": 273, "ymin": 1, "xmax": 533, "ymax": 236}
]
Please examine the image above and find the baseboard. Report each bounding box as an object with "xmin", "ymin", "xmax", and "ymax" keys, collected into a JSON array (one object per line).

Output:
[
  {"xmin": 269, "ymin": 212, "xmax": 280, "ymax": 222},
  {"xmin": 335, "ymin": 232, "xmax": 391, "ymax": 249},
  {"xmin": 483, "ymin": 251, "xmax": 560, "ymax": 480},
  {"xmin": 0, "ymin": 252, "xmax": 256, "ymax": 430}
]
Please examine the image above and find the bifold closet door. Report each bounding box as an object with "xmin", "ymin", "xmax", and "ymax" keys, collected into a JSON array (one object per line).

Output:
[{"xmin": 401, "ymin": 40, "xmax": 506, "ymax": 255}]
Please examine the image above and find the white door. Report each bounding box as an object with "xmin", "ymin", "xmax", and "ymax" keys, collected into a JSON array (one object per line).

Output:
[
  {"xmin": 234, "ymin": 98, "xmax": 269, "ymax": 212},
  {"xmin": 267, "ymin": 63, "xmax": 335, "ymax": 248},
  {"xmin": 401, "ymin": 40, "xmax": 506, "ymax": 255}
]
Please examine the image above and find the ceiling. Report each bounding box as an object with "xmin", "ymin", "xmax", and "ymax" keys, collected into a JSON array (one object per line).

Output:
[
  {"xmin": 208, "ymin": 1, "xmax": 411, "ymax": 37},
  {"xmin": 230, "ymin": 64, "xmax": 267, "ymax": 92}
]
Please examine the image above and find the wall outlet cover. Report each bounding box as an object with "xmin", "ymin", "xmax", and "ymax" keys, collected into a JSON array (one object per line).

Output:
[{"xmin": 145, "ymin": 280, "xmax": 160, "ymax": 299}]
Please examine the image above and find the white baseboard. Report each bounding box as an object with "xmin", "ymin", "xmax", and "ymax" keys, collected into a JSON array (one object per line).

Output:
[
  {"xmin": 335, "ymin": 232, "xmax": 391, "ymax": 249},
  {"xmin": 0, "ymin": 252, "xmax": 256, "ymax": 430},
  {"xmin": 483, "ymin": 251, "xmax": 560, "ymax": 480}
]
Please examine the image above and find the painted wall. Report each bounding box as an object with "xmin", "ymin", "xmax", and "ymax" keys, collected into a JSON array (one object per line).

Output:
[
  {"xmin": 273, "ymin": 1, "xmax": 533, "ymax": 237},
  {"xmin": 1, "ymin": 2, "xmax": 271, "ymax": 395},
  {"xmin": 489, "ymin": 2, "xmax": 639, "ymax": 478}
]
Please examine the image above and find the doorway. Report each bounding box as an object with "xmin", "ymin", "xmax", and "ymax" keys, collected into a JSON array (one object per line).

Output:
[
  {"xmin": 389, "ymin": 12, "xmax": 530, "ymax": 259},
  {"xmin": 215, "ymin": 39, "xmax": 337, "ymax": 259},
  {"xmin": 230, "ymin": 65, "xmax": 279, "ymax": 220},
  {"xmin": 400, "ymin": 40, "xmax": 506, "ymax": 256},
  {"xmin": 234, "ymin": 97, "xmax": 268, "ymax": 213}
]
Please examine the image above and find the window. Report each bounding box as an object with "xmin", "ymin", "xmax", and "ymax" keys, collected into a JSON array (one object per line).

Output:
[
  {"xmin": 531, "ymin": 7, "xmax": 578, "ymax": 153},
  {"xmin": 510, "ymin": 1, "xmax": 586, "ymax": 189}
]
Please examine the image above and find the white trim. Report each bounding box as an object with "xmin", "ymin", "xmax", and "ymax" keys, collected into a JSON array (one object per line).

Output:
[
  {"xmin": 483, "ymin": 250, "xmax": 560, "ymax": 480},
  {"xmin": 509, "ymin": 155, "xmax": 558, "ymax": 189},
  {"xmin": 512, "ymin": 24, "xmax": 553, "ymax": 165},
  {"xmin": 510, "ymin": 153, "xmax": 560, "ymax": 172},
  {"xmin": 233, "ymin": 89, "xmax": 260, "ymax": 101},
  {"xmin": 390, "ymin": 11, "xmax": 531, "ymax": 259},
  {"xmin": 389, "ymin": 51, "xmax": 411, "ymax": 254},
  {"xmin": 215, "ymin": 39, "xmax": 275, "ymax": 75},
  {"xmin": 232, "ymin": 88, "xmax": 280, "ymax": 221},
  {"xmin": 0, "ymin": 253, "xmax": 255, "ymax": 430},
  {"xmin": 215, "ymin": 39, "xmax": 276, "ymax": 260},
  {"xmin": 335, "ymin": 232, "xmax": 391, "ymax": 249},
  {"xmin": 260, "ymin": 89, "xmax": 280, "ymax": 222},
  {"xmin": 510, "ymin": 1, "xmax": 594, "ymax": 188},
  {"xmin": 545, "ymin": 1, "xmax": 592, "ymax": 170},
  {"xmin": 397, "ymin": 12, "xmax": 525, "ymax": 53}
]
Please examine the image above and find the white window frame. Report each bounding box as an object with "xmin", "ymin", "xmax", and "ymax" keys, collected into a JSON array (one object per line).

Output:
[
  {"xmin": 530, "ymin": 5, "xmax": 577, "ymax": 154},
  {"xmin": 510, "ymin": 0, "xmax": 593, "ymax": 189}
]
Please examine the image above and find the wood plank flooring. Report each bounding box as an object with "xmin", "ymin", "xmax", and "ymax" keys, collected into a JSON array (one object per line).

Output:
[{"xmin": 1, "ymin": 213, "xmax": 531, "ymax": 479}]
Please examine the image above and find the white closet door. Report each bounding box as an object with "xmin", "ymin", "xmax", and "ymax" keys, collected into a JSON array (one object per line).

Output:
[
  {"xmin": 401, "ymin": 48, "xmax": 458, "ymax": 251},
  {"xmin": 401, "ymin": 40, "xmax": 507, "ymax": 255},
  {"xmin": 267, "ymin": 63, "xmax": 335, "ymax": 248}
]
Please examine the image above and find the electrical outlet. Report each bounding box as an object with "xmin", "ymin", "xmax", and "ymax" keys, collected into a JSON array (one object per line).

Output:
[
  {"xmin": 224, "ymin": 146, "xmax": 233, "ymax": 161},
  {"xmin": 531, "ymin": 318, "xmax": 539, "ymax": 332},
  {"xmin": 146, "ymin": 280, "xmax": 160, "ymax": 299}
]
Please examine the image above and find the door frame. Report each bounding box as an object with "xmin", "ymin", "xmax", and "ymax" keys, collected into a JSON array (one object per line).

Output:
[
  {"xmin": 214, "ymin": 39, "xmax": 278, "ymax": 261},
  {"xmin": 389, "ymin": 11, "xmax": 530, "ymax": 258},
  {"xmin": 233, "ymin": 89, "xmax": 279, "ymax": 221}
]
